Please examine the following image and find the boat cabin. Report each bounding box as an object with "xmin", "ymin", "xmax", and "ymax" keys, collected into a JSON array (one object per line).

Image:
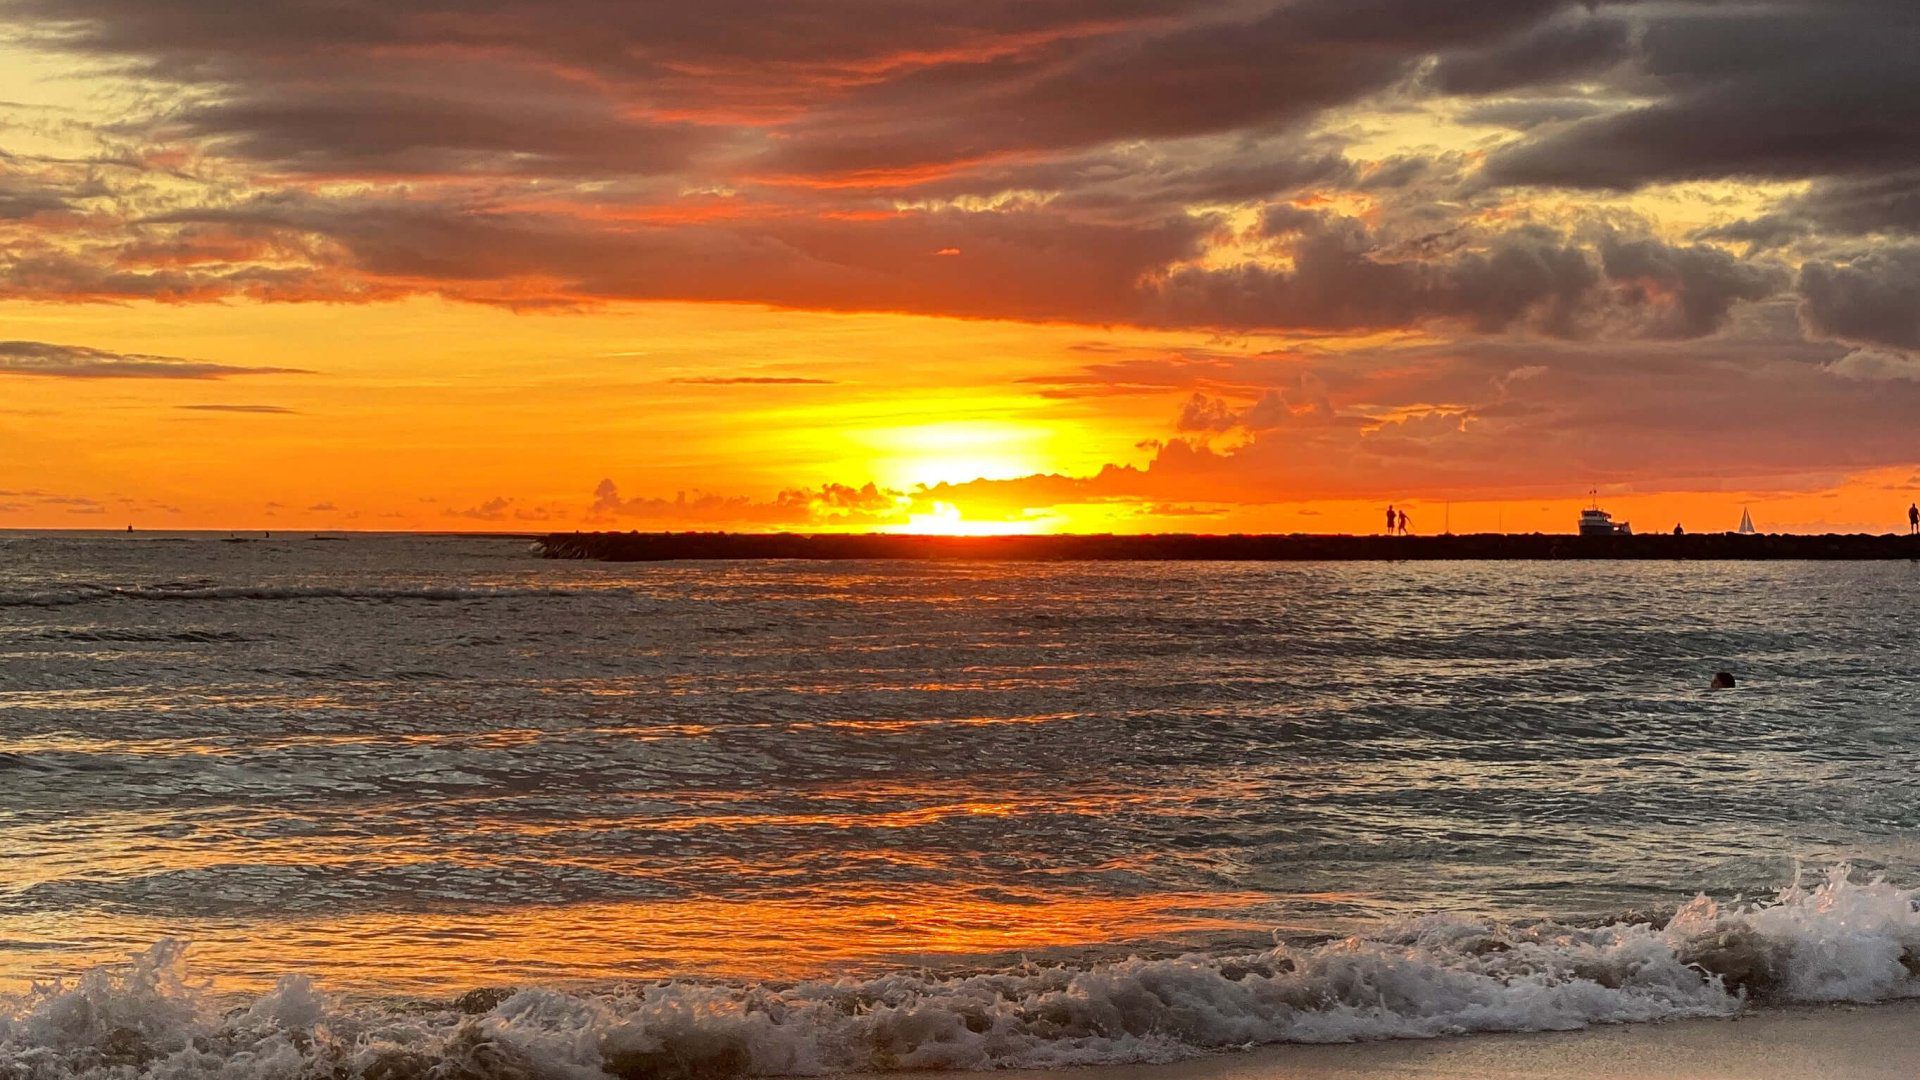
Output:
[{"xmin": 1579, "ymin": 506, "xmax": 1632, "ymax": 536}]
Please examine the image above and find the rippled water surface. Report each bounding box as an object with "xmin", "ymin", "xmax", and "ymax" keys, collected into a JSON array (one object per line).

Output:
[{"xmin": 4, "ymin": 532, "xmax": 1920, "ymax": 1001}]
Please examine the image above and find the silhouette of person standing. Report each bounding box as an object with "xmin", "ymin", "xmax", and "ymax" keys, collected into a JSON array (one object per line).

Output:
[
  {"xmin": 1386, "ymin": 505, "xmax": 1396, "ymax": 535},
  {"xmin": 1397, "ymin": 509, "xmax": 1410, "ymax": 536},
  {"xmin": 1909, "ymin": 503, "xmax": 1918, "ymax": 534}
]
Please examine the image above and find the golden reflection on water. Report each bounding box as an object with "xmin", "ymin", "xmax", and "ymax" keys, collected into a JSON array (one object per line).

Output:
[
  {"xmin": 0, "ymin": 889, "xmax": 1277, "ymax": 996},
  {"xmin": 0, "ymin": 766, "xmax": 1306, "ymax": 996}
]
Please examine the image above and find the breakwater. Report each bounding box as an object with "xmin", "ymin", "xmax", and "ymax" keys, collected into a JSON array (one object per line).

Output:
[{"xmin": 536, "ymin": 531, "xmax": 1920, "ymax": 561}]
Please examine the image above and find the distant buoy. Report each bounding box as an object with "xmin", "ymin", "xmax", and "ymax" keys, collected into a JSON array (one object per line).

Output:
[{"xmin": 1710, "ymin": 671, "xmax": 1737, "ymax": 690}]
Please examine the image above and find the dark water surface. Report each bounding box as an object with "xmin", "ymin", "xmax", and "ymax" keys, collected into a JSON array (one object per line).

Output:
[{"xmin": 3, "ymin": 533, "xmax": 1919, "ymax": 1073}]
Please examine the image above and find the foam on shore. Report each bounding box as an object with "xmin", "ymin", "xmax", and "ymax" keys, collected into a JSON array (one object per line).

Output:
[{"xmin": 5, "ymin": 866, "xmax": 1918, "ymax": 1079}]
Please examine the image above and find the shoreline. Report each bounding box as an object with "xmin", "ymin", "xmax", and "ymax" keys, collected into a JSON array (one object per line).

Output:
[
  {"xmin": 538, "ymin": 530, "xmax": 1920, "ymax": 562},
  {"xmin": 873, "ymin": 1000, "xmax": 1920, "ymax": 1080}
]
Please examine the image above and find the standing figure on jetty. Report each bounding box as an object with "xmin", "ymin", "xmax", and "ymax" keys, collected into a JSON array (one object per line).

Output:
[
  {"xmin": 1386, "ymin": 505, "xmax": 1397, "ymax": 535},
  {"xmin": 1398, "ymin": 509, "xmax": 1410, "ymax": 536},
  {"xmin": 1909, "ymin": 503, "xmax": 1918, "ymax": 534}
]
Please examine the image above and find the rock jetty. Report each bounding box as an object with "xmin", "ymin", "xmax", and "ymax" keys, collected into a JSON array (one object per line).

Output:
[{"xmin": 536, "ymin": 531, "xmax": 1920, "ymax": 562}]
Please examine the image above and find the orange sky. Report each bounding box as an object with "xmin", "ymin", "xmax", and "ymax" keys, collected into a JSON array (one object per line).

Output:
[{"xmin": 2, "ymin": 2, "xmax": 1916, "ymax": 535}]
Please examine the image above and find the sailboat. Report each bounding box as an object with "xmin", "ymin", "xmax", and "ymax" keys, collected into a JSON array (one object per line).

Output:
[{"xmin": 1738, "ymin": 507, "xmax": 1757, "ymax": 535}]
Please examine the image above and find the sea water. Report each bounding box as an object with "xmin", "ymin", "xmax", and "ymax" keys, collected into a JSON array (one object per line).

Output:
[{"xmin": 3, "ymin": 533, "xmax": 1919, "ymax": 1076}]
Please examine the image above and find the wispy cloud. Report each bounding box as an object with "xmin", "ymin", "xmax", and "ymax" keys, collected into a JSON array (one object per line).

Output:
[
  {"xmin": 446, "ymin": 495, "xmax": 562, "ymax": 522},
  {"xmin": 175, "ymin": 404, "xmax": 300, "ymax": 413},
  {"xmin": 0, "ymin": 341, "xmax": 310, "ymax": 380}
]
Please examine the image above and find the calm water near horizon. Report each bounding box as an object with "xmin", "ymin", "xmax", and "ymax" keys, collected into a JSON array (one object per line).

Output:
[{"xmin": 4, "ymin": 532, "xmax": 1920, "ymax": 1074}]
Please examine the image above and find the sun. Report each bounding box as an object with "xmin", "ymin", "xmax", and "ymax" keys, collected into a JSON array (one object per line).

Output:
[
  {"xmin": 897, "ymin": 501, "xmax": 1057, "ymax": 536},
  {"xmin": 834, "ymin": 418, "xmax": 1091, "ymax": 534}
]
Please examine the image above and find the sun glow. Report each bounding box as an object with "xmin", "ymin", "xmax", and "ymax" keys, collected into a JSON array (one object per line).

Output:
[
  {"xmin": 898, "ymin": 501, "xmax": 1057, "ymax": 536},
  {"xmin": 854, "ymin": 420, "xmax": 1053, "ymax": 488}
]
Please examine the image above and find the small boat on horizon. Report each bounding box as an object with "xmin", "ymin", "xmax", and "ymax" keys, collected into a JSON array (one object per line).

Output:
[{"xmin": 1579, "ymin": 504, "xmax": 1632, "ymax": 537}]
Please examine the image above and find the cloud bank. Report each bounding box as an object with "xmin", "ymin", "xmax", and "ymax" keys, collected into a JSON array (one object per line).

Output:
[{"xmin": 3, "ymin": 0, "xmax": 1917, "ymax": 523}]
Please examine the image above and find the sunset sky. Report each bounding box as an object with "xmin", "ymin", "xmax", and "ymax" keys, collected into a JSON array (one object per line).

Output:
[{"xmin": 2, "ymin": 0, "xmax": 1916, "ymax": 533}]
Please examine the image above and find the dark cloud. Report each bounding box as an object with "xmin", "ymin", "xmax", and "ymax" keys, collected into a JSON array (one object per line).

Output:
[
  {"xmin": 1484, "ymin": 4, "xmax": 1920, "ymax": 190},
  {"xmin": 175, "ymin": 404, "xmax": 298, "ymax": 413},
  {"xmin": 12, "ymin": 0, "xmax": 1201, "ymax": 81},
  {"xmin": 0, "ymin": 341, "xmax": 310, "ymax": 379},
  {"xmin": 0, "ymin": 152, "xmax": 112, "ymax": 223},
  {"xmin": 143, "ymin": 192, "xmax": 1783, "ymax": 333},
  {"xmin": 1352, "ymin": 154, "xmax": 1460, "ymax": 192},
  {"xmin": 883, "ymin": 135, "xmax": 1356, "ymax": 219},
  {"xmin": 155, "ymin": 194, "xmax": 1208, "ymax": 320},
  {"xmin": 1149, "ymin": 211, "xmax": 1780, "ymax": 337},
  {"xmin": 1430, "ymin": 13, "xmax": 1632, "ymax": 96},
  {"xmin": 761, "ymin": 0, "xmax": 1572, "ymax": 178},
  {"xmin": 0, "ymin": 249, "xmax": 390, "ymax": 304},
  {"xmin": 2, "ymin": 0, "xmax": 1236, "ymax": 183},
  {"xmin": 1598, "ymin": 235, "xmax": 1786, "ymax": 338},
  {"xmin": 1788, "ymin": 172, "xmax": 1920, "ymax": 237},
  {"xmin": 1798, "ymin": 247, "xmax": 1920, "ymax": 351},
  {"xmin": 1456, "ymin": 98, "xmax": 1611, "ymax": 130},
  {"xmin": 0, "ymin": 174, "xmax": 91, "ymax": 220},
  {"xmin": 0, "ymin": 0, "xmax": 1911, "ymax": 372},
  {"xmin": 9, "ymin": 0, "xmax": 1579, "ymax": 188},
  {"xmin": 165, "ymin": 87, "xmax": 720, "ymax": 179},
  {"xmin": 1692, "ymin": 215, "xmax": 1813, "ymax": 254}
]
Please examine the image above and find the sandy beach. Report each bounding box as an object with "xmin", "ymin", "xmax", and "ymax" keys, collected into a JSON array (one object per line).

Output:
[{"xmin": 886, "ymin": 1001, "xmax": 1920, "ymax": 1080}]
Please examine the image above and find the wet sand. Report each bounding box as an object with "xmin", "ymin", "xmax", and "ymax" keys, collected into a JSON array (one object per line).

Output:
[{"xmin": 880, "ymin": 1000, "xmax": 1920, "ymax": 1080}]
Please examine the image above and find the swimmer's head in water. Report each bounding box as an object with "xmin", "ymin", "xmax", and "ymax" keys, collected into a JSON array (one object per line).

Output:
[{"xmin": 1710, "ymin": 671, "xmax": 1737, "ymax": 689}]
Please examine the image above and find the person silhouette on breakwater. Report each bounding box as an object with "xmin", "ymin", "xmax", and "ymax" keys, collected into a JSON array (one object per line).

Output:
[
  {"xmin": 1386, "ymin": 505, "xmax": 1397, "ymax": 535},
  {"xmin": 1397, "ymin": 509, "xmax": 1410, "ymax": 536},
  {"xmin": 1909, "ymin": 503, "xmax": 1918, "ymax": 534}
]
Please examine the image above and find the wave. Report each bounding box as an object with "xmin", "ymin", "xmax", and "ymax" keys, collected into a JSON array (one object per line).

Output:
[
  {"xmin": 5, "ymin": 867, "xmax": 1919, "ymax": 1079},
  {"xmin": 0, "ymin": 584, "xmax": 582, "ymax": 608},
  {"xmin": 34, "ymin": 628, "xmax": 257, "ymax": 643}
]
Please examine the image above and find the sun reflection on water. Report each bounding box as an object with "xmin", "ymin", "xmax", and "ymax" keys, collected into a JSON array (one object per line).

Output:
[{"xmin": 0, "ymin": 889, "xmax": 1279, "ymax": 995}]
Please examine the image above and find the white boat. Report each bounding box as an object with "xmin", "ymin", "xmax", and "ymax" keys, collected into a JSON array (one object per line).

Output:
[{"xmin": 1579, "ymin": 505, "xmax": 1632, "ymax": 536}]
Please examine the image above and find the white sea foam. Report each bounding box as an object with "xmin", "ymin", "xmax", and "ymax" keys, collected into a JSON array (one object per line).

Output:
[{"xmin": 4, "ymin": 867, "xmax": 1917, "ymax": 1079}]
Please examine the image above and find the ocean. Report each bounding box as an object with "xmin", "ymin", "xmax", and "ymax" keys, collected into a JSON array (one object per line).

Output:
[{"xmin": 3, "ymin": 532, "xmax": 1919, "ymax": 1077}]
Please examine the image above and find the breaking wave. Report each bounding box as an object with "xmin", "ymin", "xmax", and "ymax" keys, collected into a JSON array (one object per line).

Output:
[
  {"xmin": 0, "ymin": 584, "xmax": 583, "ymax": 608},
  {"xmin": 6, "ymin": 867, "xmax": 1919, "ymax": 1079}
]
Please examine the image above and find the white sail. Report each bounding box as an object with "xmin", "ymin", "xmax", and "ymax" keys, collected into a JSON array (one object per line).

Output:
[{"xmin": 1738, "ymin": 507, "xmax": 1756, "ymax": 534}]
